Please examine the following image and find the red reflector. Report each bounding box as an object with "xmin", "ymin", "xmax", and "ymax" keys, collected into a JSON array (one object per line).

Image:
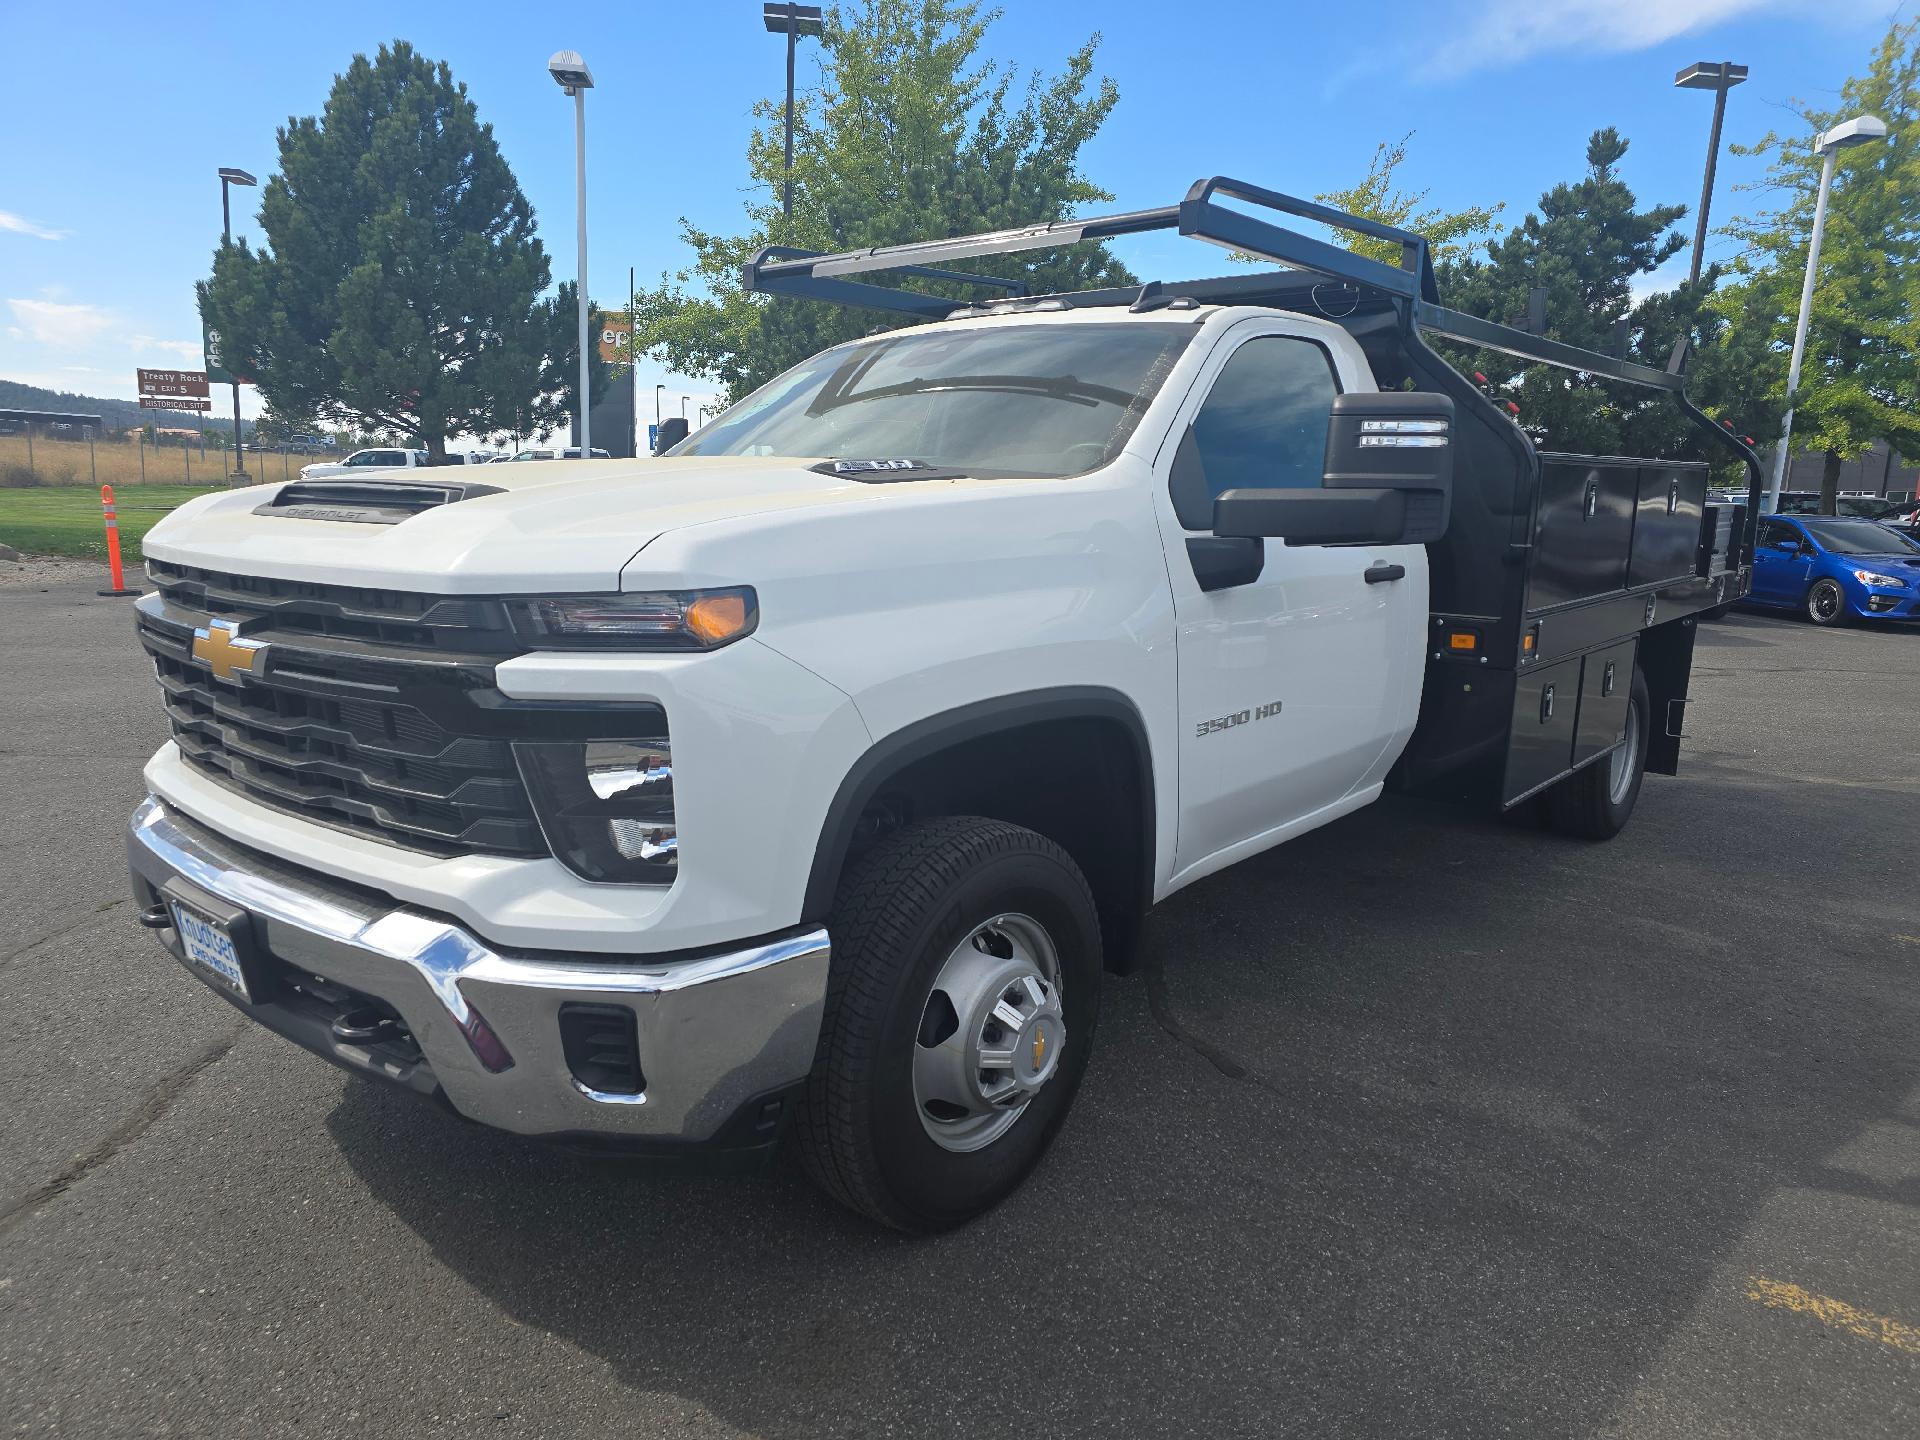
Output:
[{"xmin": 460, "ymin": 1003, "xmax": 515, "ymax": 1073}]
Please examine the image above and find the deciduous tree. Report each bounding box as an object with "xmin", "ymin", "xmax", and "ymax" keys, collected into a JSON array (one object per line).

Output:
[
  {"xmin": 1702, "ymin": 18, "xmax": 1920, "ymax": 511},
  {"xmin": 636, "ymin": 0, "xmax": 1133, "ymax": 400},
  {"xmin": 1314, "ymin": 134, "xmax": 1503, "ymax": 270}
]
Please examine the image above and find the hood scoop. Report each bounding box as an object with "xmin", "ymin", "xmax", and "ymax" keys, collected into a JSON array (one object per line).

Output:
[{"xmin": 254, "ymin": 478, "xmax": 503, "ymax": 526}]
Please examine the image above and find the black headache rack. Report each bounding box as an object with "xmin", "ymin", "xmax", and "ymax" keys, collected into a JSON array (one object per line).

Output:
[{"xmin": 743, "ymin": 176, "xmax": 1766, "ymax": 806}]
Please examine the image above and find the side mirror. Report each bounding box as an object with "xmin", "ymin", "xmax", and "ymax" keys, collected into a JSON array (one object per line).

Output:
[
  {"xmin": 653, "ymin": 417, "xmax": 690, "ymax": 455},
  {"xmin": 1209, "ymin": 391, "xmax": 1456, "ymax": 547},
  {"xmin": 1318, "ymin": 391, "xmax": 1454, "ymax": 544},
  {"xmin": 1771, "ymin": 537, "xmax": 1800, "ymax": 552}
]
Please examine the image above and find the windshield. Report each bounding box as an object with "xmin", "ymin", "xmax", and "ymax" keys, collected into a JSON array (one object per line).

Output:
[
  {"xmin": 1838, "ymin": 496, "xmax": 1905, "ymax": 519},
  {"xmin": 673, "ymin": 322, "xmax": 1197, "ymax": 479},
  {"xmin": 1803, "ymin": 519, "xmax": 1920, "ymax": 554}
]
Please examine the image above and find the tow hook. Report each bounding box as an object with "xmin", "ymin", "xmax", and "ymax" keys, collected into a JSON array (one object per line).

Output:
[{"xmin": 331, "ymin": 1007, "xmax": 404, "ymax": 1047}]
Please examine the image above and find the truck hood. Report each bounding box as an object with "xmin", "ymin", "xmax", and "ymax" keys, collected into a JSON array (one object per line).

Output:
[{"xmin": 141, "ymin": 456, "xmax": 881, "ymax": 592}]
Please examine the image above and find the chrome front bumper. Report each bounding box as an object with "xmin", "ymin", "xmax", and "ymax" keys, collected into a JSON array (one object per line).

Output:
[{"xmin": 127, "ymin": 797, "xmax": 830, "ymax": 1148}]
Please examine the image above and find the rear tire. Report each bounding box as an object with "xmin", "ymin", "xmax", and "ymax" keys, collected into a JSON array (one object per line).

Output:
[
  {"xmin": 793, "ymin": 816, "xmax": 1102, "ymax": 1232},
  {"xmin": 1547, "ymin": 667, "xmax": 1650, "ymax": 840},
  {"xmin": 1805, "ymin": 578, "xmax": 1848, "ymax": 626}
]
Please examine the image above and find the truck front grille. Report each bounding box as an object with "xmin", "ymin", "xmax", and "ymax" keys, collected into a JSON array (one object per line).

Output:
[{"xmin": 134, "ymin": 563, "xmax": 666, "ymax": 860}]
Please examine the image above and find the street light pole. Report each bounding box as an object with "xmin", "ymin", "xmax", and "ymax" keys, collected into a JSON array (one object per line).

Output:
[
  {"xmin": 549, "ymin": 51, "xmax": 596, "ymax": 459},
  {"xmin": 216, "ymin": 166, "xmax": 256, "ymax": 483},
  {"xmin": 1767, "ymin": 113, "xmax": 1890, "ymax": 514},
  {"xmin": 1673, "ymin": 62, "xmax": 1748, "ymax": 289},
  {"xmin": 762, "ymin": 4, "xmax": 823, "ymax": 226}
]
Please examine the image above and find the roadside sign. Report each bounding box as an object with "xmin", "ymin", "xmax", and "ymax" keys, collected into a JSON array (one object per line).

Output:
[
  {"xmin": 140, "ymin": 396, "xmax": 213, "ymax": 412},
  {"xmin": 137, "ymin": 368, "xmax": 210, "ymax": 400},
  {"xmin": 201, "ymin": 319, "xmax": 241, "ymax": 385},
  {"xmin": 647, "ymin": 423, "xmax": 658, "ymax": 453},
  {"xmin": 597, "ymin": 311, "xmax": 632, "ymax": 372}
]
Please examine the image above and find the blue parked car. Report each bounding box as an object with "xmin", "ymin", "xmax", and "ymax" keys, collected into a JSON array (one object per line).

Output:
[{"xmin": 1747, "ymin": 514, "xmax": 1920, "ymax": 625}]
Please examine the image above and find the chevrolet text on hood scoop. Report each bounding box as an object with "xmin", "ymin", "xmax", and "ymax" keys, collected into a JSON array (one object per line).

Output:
[{"xmin": 138, "ymin": 455, "xmax": 972, "ymax": 594}]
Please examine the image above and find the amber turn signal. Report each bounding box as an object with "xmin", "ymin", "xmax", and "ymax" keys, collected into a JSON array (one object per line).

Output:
[{"xmin": 686, "ymin": 592, "xmax": 753, "ymax": 645}]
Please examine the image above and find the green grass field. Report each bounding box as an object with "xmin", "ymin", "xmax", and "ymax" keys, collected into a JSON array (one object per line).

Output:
[{"xmin": 0, "ymin": 485, "xmax": 220, "ymax": 561}]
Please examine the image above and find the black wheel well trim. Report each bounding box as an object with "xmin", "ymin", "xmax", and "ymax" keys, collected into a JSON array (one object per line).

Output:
[{"xmin": 800, "ymin": 686, "xmax": 1157, "ymax": 925}]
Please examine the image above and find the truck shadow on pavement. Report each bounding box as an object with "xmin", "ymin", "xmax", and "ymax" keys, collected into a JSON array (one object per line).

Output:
[{"xmin": 327, "ymin": 774, "xmax": 1920, "ymax": 1439}]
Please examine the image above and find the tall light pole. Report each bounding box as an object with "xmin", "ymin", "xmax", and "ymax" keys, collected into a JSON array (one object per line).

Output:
[
  {"xmin": 680, "ymin": 394, "xmax": 690, "ymax": 419},
  {"xmin": 1673, "ymin": 62, "xmax": 1747, "ymax": 289},
  {"xmin": 216, "ymin": 166, "xmax": 256, "ymax": 482},
  {"xmin": 549, "ymin": 50, "xmax": 595, "ymax": 459},
  {"xmin": 1767, "ymin": 113, "xmax": 1889, "ymax": 514},
  {"xmin": 762, "ymin": 4, "xmax": 823, "ymax": 225}
]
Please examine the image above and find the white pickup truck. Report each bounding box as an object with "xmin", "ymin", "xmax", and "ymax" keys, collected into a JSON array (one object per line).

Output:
[
  {"xmin": 297, "ymin": 446, "xmax": 433, "ymax": 479},
  {"xmin": 126, "ymin": 179, "xmax": 1761, "ymax": 1230}
]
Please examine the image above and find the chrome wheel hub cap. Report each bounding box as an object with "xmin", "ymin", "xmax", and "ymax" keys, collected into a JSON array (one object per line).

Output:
[
  {"xmin": 1608, "ymin": 701, "xmax": 1641, "ymax": 804},
  {"xmin": 912, "ymin": 913, "xmax": 1064, "ymax": 1153}
]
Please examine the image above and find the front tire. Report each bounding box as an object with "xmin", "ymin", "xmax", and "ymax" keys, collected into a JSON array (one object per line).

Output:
[
  {"xmin": 1805, "ymin": 578, "xmax": 1848, "ymax": 626},
  {"xmin": 1547, "ymin": 667, "xmax": 1650, "ymax": 840},
  {"xmin": 793, "ymin": 816, "xmax": 1102, "ymax": 1232}
]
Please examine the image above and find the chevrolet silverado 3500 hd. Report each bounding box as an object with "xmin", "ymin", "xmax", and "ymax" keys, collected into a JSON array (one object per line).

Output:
[{"xmin": 127, "ymin": 178, "xmax": 1762, "ymax": 1230}]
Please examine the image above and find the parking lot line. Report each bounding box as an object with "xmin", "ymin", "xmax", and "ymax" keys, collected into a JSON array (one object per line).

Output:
[{"xmin": 1747, "ymin": 1276, "xmax": 1920, "ymax": 1357}]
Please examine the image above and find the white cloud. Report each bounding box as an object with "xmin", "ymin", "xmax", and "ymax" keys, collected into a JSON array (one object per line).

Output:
[
  {"xmin": 130, "ymin": 335, "xmax": 204, "ymax": 362},
  {"xmin": 0, "ymin": 209, "xmax": 67, "ymax": 241},
  {"xmin": 5, "ymin": 297, "xmax": 117, "ymax": 348},
  {"xmin": 1424, "ymin": 0, "xmax": 1863, "ymax": 78}
]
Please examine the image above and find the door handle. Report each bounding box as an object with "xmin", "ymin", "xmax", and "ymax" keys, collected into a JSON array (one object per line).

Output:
[{"xmin": 1363, "ymin": 563, "xmax": 1406, "ymax": 585}]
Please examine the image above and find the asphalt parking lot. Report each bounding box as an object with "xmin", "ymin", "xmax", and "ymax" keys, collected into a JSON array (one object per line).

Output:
[{"xmin": 3, "ymin": 561, "xmax": 1917, "ymax": 1439}]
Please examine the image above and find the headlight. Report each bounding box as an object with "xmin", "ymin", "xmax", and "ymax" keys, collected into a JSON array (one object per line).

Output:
[
  {"xmin": 516, "ymin": 740, "xmax": 677, "ymax": 884},
  {"xmin": 510, "ymin": 588, "xmax": 757, "ymax": 649},
  {"xmin": 1853, "ymin": 569, "xmax": 1905, "ymax": 587}
]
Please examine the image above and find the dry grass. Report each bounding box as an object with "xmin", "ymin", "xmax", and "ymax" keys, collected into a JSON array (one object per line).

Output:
[{"xmin": 0, "ymin": 432, "xmax": 309, "ymax": 490}]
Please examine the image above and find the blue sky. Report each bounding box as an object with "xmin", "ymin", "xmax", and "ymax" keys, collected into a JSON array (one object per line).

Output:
[{"xmin": 0, "ymin": 0, "xmax": 1902, "ymax": 432}]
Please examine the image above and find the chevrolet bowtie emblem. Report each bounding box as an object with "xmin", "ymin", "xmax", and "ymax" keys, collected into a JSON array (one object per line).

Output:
[
  {"xmin": 191, "ymin": 620, "xmax": 265, "ymax": 683},
  {"xmin": 1032, "ymin": 1029, "xmax": 1047, "ymax": 1067}
]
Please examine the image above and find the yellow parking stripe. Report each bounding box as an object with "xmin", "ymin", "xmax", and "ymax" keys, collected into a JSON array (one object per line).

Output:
[{"xmin": 1747, "ymin": 1276, "xmax": 1920, "ymax": 1356}]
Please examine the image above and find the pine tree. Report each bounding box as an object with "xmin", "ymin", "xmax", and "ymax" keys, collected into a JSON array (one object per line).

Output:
[
  {"xmin": 197, "ymin": 42, "xmax": 573, "ymax": 458},
  {"xmin": 1441, "ymin": 129, "xmax": 1696, "ymax": 457}
]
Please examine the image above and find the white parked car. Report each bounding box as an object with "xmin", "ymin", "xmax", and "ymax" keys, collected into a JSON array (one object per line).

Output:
[{"xmin": 296, "ymin": 447, "xmax": 431, "ymax": 479}]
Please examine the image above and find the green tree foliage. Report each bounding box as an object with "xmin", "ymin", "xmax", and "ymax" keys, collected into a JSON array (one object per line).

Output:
[
  {"xmin": 1314, "ymin": 134, "xmax": 1504, "ymax": 269},
  {"xmin": 635, "ymin": 0, "xmax": 1133, "ymax": 400},
  {"xmin": 197, "ymin": 42, "xmax": 579, "ymax": 458},
  {"xmin": 1702, "ymin": 18, "xmax": 1920, "ymax": 510},
  {"xmin": 1441, "ymin": 129, "xmax": 1703, "ymax": 456}
]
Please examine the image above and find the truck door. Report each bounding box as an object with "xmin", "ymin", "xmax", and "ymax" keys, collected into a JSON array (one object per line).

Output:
[{"xmin": 1153, "ymin": 327, "xmax": 1426, "ymax": 880}]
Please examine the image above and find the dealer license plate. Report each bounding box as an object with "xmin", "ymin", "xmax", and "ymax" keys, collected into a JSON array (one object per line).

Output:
[{"xmin": 170, "ymin": 899, "xmax": 251, "ymax": 1002}]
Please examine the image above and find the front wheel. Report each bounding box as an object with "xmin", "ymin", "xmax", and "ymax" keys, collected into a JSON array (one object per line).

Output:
[
  {"xmin": 793, "ymin": 816, "xmax": 1102, "ymax": 1231},
  {"xmin": 1547, "ymin": 667, "xmax": 1651, "ymax": 840},
  {"xmin": 1805, "ymin": 578, "xmax": 1848, "ymax": 626}
]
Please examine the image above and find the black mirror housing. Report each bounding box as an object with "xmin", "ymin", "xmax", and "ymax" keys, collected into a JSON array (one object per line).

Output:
[
  {"xmin": 1214, "ymin": 487, "xmax": 1409, "ymax": 546},
  {"xmin": 653, "ymin": 417, "xmax": 691, "ymax": 455},
  {"xmin": 1320, "ymin": 391, "xmax": 1455, "ymax": 544}
]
